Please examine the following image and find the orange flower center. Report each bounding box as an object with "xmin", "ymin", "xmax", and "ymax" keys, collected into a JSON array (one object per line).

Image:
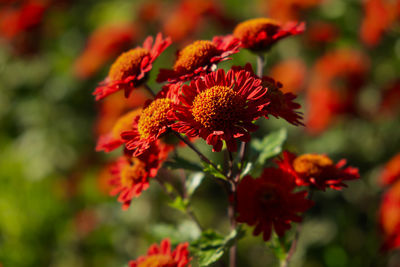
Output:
[
  {"xmin": 111, "ymin": 109, "xmax": 142, "ymax": 139},
  {"xmin": 191, "ymin": 86, "xmax": 246, "ymax": 130},
  {"xmin": 108, "ymin": 48, "xmax": 150, "ymax": 81},
  {"xmin": 233, "ymin": 18, "xmax": 280, "ymax": 48},
  {"xmin": 173, "ymin": 40, "xmax": 219, "ymax": 72},
  {"xmin": 120, "ymin": 158, "xmax": 147, "ymax": 187},
  {"xmin": 138, "ymin": 98, "xmax": 172, "ymax": 139},
  {"xmin": 293, "ymin": 154, "xmax": 334, "ymax": 177},
  {"xmin": 137, "ymin": 254, "xmax": 176, "ymax": 267}
]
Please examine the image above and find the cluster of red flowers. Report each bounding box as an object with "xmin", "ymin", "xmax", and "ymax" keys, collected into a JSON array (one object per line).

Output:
[
  {"xmin": 92, "ymin": 15, "xmax": 361, "ymax": 265},
  {"xmin": 379, "ymin": 153, "xmax": 400, "ymax": 251}
]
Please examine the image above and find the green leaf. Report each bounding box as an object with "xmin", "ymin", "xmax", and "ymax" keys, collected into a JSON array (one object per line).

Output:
[
  {"xmin": 190, "ymin": 227, "xmax": 245, "ymax": 266},
  {"xmin": 249, "ymin": 128, "xmax": 287, "ymax": 176},
  {"xmin": 168, "ymin": 196, "xmax": 189, "ymax": 212},
  {"xmin": 203, "ymin": 163, "xmax": 227, "ymax": 180},
  {"xmin": 186, "ymin": 172, "xmax": 205, "ymax": 197},
  {"xmin": 164, "ymin": 156, "xmax": 203, "ymax": 172}
]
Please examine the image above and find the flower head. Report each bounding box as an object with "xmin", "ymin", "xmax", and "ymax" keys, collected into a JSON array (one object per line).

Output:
[
  {"xmin": 122, "ymin": 97, "xmax": 174, "ymax": 157},
  {"xmin": 233, "ymin": 18, "xmax": 305, "ymax": 52},
  {"xmin": 129, "ymin": 238, "xmax": 191, "ymax": 267},
  {"xmin": 157, "ymin": 35, "xmax": 240, "ymax": 83},
  {"xmin": 232, "ymin": 63, "xmax": 303, "ymax": 126},
  {"xmin": 276, "ymin": 151, "xmax": 360, "ymax": 190},
  {"xmin": 109, "ymin": 140, "xmax": 169, "ymax": 210},
  {"xmin": 93, "ymin": 33, "xmax": 171, "ymax": 100},
  {"xmin": 379, "ymin": 180, "xmax": 400, "ymax": 251},
  {"xmin": 96, "ymin": 108, "xmax": 142, "ymax": 152},
  {"xmin": 236, "ymin": 168, "xmax": 313, "ymax": 241},
  {"xmin": 171, "ymin": 68, "xmax": 269, "ymax": 152},
  {"xmin": 380, "ymin": 153, "xmax": 400, "ymax": 186}
]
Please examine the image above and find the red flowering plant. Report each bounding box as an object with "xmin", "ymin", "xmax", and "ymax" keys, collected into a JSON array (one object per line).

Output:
[{"xmin": 93, "ymin": 18, "xmax": 361, "ymax": 267}]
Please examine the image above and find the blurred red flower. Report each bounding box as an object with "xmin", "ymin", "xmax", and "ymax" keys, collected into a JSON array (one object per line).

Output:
[
  {"xmin": 380, "ymin": 79, "xmax": 400, "ymax": 116},
  {"xmin": 171, "ymin": 68, "xmax": 269, "ymax": 152},
  {"xmin": 276, "ymin": 151, "xmax": 360, "ymax": 190},
  {"xmin": 233, "ymin": 18, "xmax": 305, "ymax": 52},
  {"xmin": 236, "ymin": 168, "xmax": 313, "ymax": 241},
  {"xmin": 306, "ymin": 22, "xmax": 339, "ymax": 46},
  {"xmin": 360, "ymin": 0, "xmax": 398, "ymax": 47},
  {"xmin": 306, "ymin": 49, "xmax": 369, "ymax": 134},
  {"xmin": 262, "ymin": 0, "xmax": 321, "ymax": 22},
  {"xmin": 380, "ymin": 180, "xmax": 400, "ymax": 251},
  {"xmin": 380, "ymin": 153, "xmax": 400, "ymax": 186},
  {"xmin": 129, "ymin": 238, "xmax": 191, "ymax": 267},
  {"xmin": 157, "ymin": 35, "xmax": 240, "ymax": 83},
  {"xmin": 109, "ymin": 141, "xmax": 170, "ymax": 210},
  {"xmin": 74, "ymin": 23, "xmax": 138, "ymax": 79},
  {"xmin": 93, "ymin": 33, "xmax": 171, "ymax": 100},
  {"xmin": 269, "ymin": 59, "xmax": 307, "ymax": 94},
  {"xmin": 96, "ymin": 108, "xmax": 142, "ymax": 153}
]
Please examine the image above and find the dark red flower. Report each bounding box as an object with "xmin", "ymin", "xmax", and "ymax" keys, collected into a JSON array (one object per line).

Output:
[
  {"xmin": 233, "ymin": 18, "xmax": 305, "ymax": 52},
  {"xmin": 380, "ymin": 153, "xmax": 400, "ymax": 186},
  {"xmin": 96, "ymin": 108, "xmax": 142, "ymax": 152},
  {"xmin": 276, "ymin": 151, "xmax": 360, "ymax": 190},
  {"xmin": 109, "ymin": 140, "xmax": 170, "ymax": 210},
  {"xmin": 156, "ymin": 35, "xmax": 240, "ymax": 83},
  {"xmin": 171, "ymin": 68, "xmax": 269, "ymax": 152},
  {"xmin": 379, "ymin": 180, "xmax": 400, "ymax": 251},
  {"xmin": 121, "ymin": 96, "xmax": 175, "ymax": 157},
  {"xmin": 236, "ymin": 168, "xmax": 313, "ymax": 241},
  {"xmin": 129, "ymin": 238, "xmax": 191, "ymax": 267},
  {"xmin": 93, "ymin": 33, "xmax": 171, "ymax": 100}
]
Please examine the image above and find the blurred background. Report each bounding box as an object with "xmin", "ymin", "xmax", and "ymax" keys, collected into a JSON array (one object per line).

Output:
[{"xmin": 0, "ymin": 0, "xmax": 400, "ymax": 266}]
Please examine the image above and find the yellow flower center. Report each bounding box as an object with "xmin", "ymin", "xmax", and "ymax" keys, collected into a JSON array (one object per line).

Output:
[
  {"xmin": 108, "ymin": 48, "xmax": 150, "ymax": 81},
  {"xmin": 138, "ymin": 98, "xmax": 172, "ymax": 139},
  {"xmin": 137, "ymin": 254, "xmax": 176, "ymax": 267},
  {"xmin": 111, "ymin": 109, "xmax": 142, "ymax": 139},
  {"xmin": 173, "ymin": 40, "xmax": 219, "ymax": 72},
  {"xmin": 293, "ymin": 154, "xmax": 334, "ymax": 177},
  {"xmin": 191, "ymin": 86, "xmax": 246, "ymax": 130},
  {"xmin": 233, "ymin": 18, "xmax": 280, "ymax": 48},
  {"xmin": 120, "ymin": 158, "xmax": 147, "ymax": 187}
]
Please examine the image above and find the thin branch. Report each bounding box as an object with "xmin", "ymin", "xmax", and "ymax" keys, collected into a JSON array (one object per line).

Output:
[{"xmin": 256, "ymin": 54, "xmax": 265, "ymax": 78}]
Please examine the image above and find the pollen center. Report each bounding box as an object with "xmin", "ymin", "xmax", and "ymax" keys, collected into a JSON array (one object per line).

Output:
[
  {"xmin": 109, "ymin": 48, "xmax": 150, "ymax": 81},
  {"xmin": 111, "ymin": 109, "xmax": 142, "ymax": 139},
  {"xmin": 120, "ymin": 158, "xmax": 147, "ymax": 187},
  {"xmin": 293, "ymin": 154, "xmax": 334, "ymax": 177},
  {"xmin": 173, "ymin": 40, "xmax": 219, "ymax": 72},
  {"xmin": 138, "ymin": 98, "xmax": 172, "ymax": 139},
  {"xmin": 137, "ymin": 254, "xmax": 175, "ymax": 267},
  {"xmin": 233, "ymin": 18, "xmax": 280, "ymax": 48},
  {"xmin": 191, "ymin": 86, "xmax": 246, "ymax": 130}
]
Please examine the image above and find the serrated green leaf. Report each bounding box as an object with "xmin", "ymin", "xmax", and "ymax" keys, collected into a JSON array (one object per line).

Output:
[
  {"xmin": 190, "ymin": 227, "xmax": 245, "ymax": 266},
  {"xmin": 186, "ymin": 172, "xmax": 205, "ymax": 197}
]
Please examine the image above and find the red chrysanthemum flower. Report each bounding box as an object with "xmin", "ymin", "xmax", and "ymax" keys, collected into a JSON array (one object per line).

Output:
[
  {"xmin": 96, "ymin": 108, "xmax": 142, "ymax": 152},
  {"xmin": 236, "ymin": 168, "xmax": 313, "ymax": 241},
  {"xmin": 233, "ymin": 18, "xmax": 305, "ymax": 52},
  {"xmin": 276, "ymin": 151, "xmax": 360, "ymax": 190},
  {"xmin": 157, "ymin": 35, "xmax": 240, "ymax": 83},
  {"xmin": 171, "ymin": 68, "xmax": 269, "ymax": 152},
  {"xmin": 109, "ymin": 141, "xmax": 169, "ymax": 210},
  {"xmin": 93, "ymin": 33, "xmax": 171, "ymax": 100},
  {"xmin": 232, "ymin": 64, "xmax": 303, "ymax": 126},
  {"xmin": 121, "ymin": 96, "xmax": 175, "ymax": 157},
  {"xmin": 380, "ymin": 153, "xmax": 400, "ymax": 186},
  {"xmin": 379, "ymin": 180, "xmax": 400, "ymax": 251},
  {"xmin": 129, "ymin": 238, "xmax": 191, "ymax": 267}
]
